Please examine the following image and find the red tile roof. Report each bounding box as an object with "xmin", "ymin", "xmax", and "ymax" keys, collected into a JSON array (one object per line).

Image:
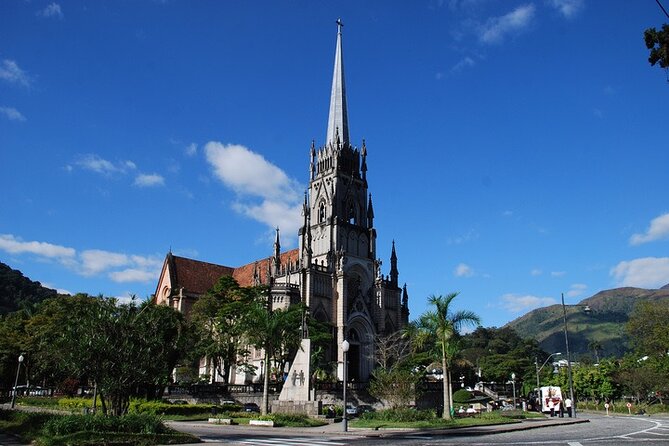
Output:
[
  {"xmin": 168, "ymin": 248, "xmax": 300, "ymax": 295},
  {"xmin": 170, "ymin": 255, "xmax": 235, "ymax": 295}
]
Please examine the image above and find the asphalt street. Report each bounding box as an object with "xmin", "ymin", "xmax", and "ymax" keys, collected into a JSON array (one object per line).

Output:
[{"xmin": 165, "ymin": 413, "xmax": 669, "ymax": 446}]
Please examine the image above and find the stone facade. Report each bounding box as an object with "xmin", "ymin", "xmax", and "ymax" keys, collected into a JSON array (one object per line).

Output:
[{"xmin": 153, "ymin": 22, "xmax": 409, "ymax": 384}]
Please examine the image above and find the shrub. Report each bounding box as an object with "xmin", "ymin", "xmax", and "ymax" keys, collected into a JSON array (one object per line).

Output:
[
  {"xmin": 453, "ymin": 389, "xmax": 473, "ymax": 403},
  {"xmin": 360, "ymin": 408, "xmax": 436, "ymax": 422},
  {"xmin": 41, "ymin": 413, "xmax": 168, "ymax": 436}
]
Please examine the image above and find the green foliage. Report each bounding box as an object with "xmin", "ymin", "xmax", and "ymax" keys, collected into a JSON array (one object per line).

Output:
[
  {"xmin": 28, "ymin": 295, "xmax": 192, "ymax": 415},
  {"xmin": 0, "ymin": 409, "xmax": 57, "ymax": 443},
  {"xmin": 452, "ymin": 389, "xmax": 473, "ymax": 403},
  {"xmin": 644, "ymin": 24, "xmax": 669, "ymax": 69},
  {"xmin": 41, "ymin": 413, "xmax": 168, "ymax": 436},
  {"xmin": 360, "ymin": 407, "xmax": 436, "ymax": 422},
  {"xmin": 189, "ymin": 276, "xmax": 252, "ymax": 384},
  {"xmin": 627, "ymin": 300, "xmax": 669, "ymax": 356},
  {"xmin": 368, "ymin": 367, "xmax": 420, "ymax": 408},
  {"xmin": 407, "ymin": 292, "xmax": 480, "ymax": 419},
  {"xmin": 507, "ymin": 288, "xmax": 669, "ymax": 360},
  {"xmin": 0, "ymin": 261, "xmax": 58, "ymax": 316},
  {"xmin": 243, "ymin": 294, "xmax": 306, "ymax": 414}
]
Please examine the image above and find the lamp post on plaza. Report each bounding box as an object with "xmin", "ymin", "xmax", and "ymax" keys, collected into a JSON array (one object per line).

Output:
[
  {"xmin": 561, "ymin": 293, "xmax": 591, "ymax": 419},
  {"xmin": 510, "ymin": 373, "xmax": 517, "ymax": 409},
  {"xmin": 535, "ymin": 352, "xmax": 562, "ymax": 388},
  {"xmin": 341, "ymin": 339, "xmax": 350, "ymax": 432},
  {"xmin": 260, "ymin": 360, "xmax": 264, "ymax": 383},
  {"xmin": 10, "ymin": 353, "xmax": 24, "ymax": 409}
]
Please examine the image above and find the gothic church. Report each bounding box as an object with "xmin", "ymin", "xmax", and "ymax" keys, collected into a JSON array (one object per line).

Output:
[{"xmin": 154, "ymin": 22, "xmax": 409, "ymax": 383}]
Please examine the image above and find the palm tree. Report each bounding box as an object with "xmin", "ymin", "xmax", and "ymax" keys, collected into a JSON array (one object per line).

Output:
[
  {"xmin": 243, "ymin": 291, "xmax": 304, "ymax": 415},
  {"xmin": 410, "ymin": 293, "xmax": 480, "ymax": 419}
]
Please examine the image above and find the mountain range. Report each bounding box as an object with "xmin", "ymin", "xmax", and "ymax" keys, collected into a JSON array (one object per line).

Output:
[{"xmin": 505, "ymin": 284, "xmax": 669, "ymax": 359}]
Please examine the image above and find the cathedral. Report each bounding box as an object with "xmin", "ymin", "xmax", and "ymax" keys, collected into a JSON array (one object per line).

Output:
[{"xmin": 154, "ymin": 21, "xmax": 409, "ymax": 383}]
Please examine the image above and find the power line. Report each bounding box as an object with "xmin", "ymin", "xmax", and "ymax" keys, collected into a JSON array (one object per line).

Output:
[{"xmin": 656, "ymin": 0, "xmax": 669, "ymax": 20}]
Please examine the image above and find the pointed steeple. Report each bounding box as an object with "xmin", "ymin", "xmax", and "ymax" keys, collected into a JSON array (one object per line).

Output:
[
  {"xmin": 390, "ymin": 240, "xmax": 399, "ymax": 286},
  {"xmin": 326, "ymin": 19, "xmax": 349, "ymax": 147},
  {"xmin": 272, "ymin": 227, "xmax": 281, "ymax": 276},
  {"xmin": 367, "ymin": 193, "xmax": 374, "ymax": 227}
]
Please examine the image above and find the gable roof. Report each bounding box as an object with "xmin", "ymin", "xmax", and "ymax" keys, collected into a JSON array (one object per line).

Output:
[{"xmin": 158, "ymin": 249, "xmax": 301, "ymax": 298}]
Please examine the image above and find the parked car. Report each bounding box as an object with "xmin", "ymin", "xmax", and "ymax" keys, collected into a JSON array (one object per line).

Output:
[
  {"xmin": 356, "ymin": 404, "xmax": 375, "ymax": 415},
  {"xmin": 243, "ymin": 402, "xmax": 260, "ymax": 413},
  {"xmin": 345, "ymin": 405, "xmax": 358, "ymax": 417}
]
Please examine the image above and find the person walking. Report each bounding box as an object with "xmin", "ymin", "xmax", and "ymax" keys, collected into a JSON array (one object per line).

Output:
[
  {"xmin": 548, "ymin": 399, "xmax": 555, "ymax": 417},
  {"xmin": 564, "ymin": 397, "xmax": 572, "ymax": 417}
]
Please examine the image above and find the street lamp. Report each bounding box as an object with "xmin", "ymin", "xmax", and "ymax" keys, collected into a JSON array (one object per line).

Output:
[
  {"xmin": 561, "ymin": 293, "xmax": 590, "ymax": 419},
  {"xmin": 341, "ymin": 339, "xmax": 350, "ymax": 432},
  {"xmin": 510, "ymin": 373, "xmax": 517, "ymax": 409},
  {"xmin": 535, "ymin": 352, "xmax": 562, "ymax": 388},
  {"xmin": 10, "ymin": 353, "xmax": 25, "ymax": 409}
]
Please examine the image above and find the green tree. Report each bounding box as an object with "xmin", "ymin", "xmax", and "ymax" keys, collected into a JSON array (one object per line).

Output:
[
  {"xmin": 409, "ymin": 293, "xmax": 480, "ymax": 420},
  {"xmin": 644, "ymin": 24, "xmax": 669, "ymax": 74},
  {"xmin": 30, "ymin": 294, "xmax": 190, "ymax": 415},
  {"xmin": 243, "ymin": 291, "xmax": 304, "ymax": 415},
  {"xmin": 189, "ymin": 276, "xmax": 254, "ymax": 384},
  {"xmin": 460, "ymin": 326, "xmax": 542, "ymax": 390},
  {"xmin": 627, "ymin": 300, "xmax": 669, "ymax": 357}
]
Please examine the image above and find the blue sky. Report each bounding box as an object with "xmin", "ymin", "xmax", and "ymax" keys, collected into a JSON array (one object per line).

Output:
[{"xmin": 1, "ymin": 0, "xmax": 668, "ymax": 328}]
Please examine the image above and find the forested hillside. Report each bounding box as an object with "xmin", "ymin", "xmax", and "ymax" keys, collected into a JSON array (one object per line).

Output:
[
  {"xmin": 506, "ymin": 286, "xmax": 669, "ymax": 359},
  {"xmin": 0, "ymin": 261, "xmax": 58, "ymax": 315}
]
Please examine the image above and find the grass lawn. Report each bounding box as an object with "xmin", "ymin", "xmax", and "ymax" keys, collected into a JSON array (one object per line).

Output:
[{"xmin": 350, "ymin": 410, "xmax": 542, "ymax": 430}]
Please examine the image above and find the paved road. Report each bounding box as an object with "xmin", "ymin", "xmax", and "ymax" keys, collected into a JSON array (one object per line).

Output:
[{"xmin": 166, "ymin": 414, "xmax": 669, "ymax": 446}]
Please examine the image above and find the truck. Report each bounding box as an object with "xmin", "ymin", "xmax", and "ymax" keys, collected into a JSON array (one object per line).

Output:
[{"xmin": 538, "ymin": 386, "xmax": 562, "ymax": 414}]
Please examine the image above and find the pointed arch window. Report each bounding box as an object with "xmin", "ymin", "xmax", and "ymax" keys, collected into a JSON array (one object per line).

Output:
[{"xmin": 347, "ymin": 201, "xmax": 356, "ymax": 224}]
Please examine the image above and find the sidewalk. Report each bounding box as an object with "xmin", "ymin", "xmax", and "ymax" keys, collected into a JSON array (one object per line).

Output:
[{"xmin": 311, "ymin": 415, "xmax": 588, "ymax": 437}]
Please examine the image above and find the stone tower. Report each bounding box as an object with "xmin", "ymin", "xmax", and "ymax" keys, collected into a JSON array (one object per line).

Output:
[{"xmin": 294, "ymin": 20, "xmax": 408, "ymax": 381}]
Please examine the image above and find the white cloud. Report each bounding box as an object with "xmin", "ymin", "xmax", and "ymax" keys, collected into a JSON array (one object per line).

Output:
[
  {"xmin": 450, "ymin": 56, "xmax": 476, "ymax": 73},
  {"xmin": 531, "ymin": 268, "xmax": 543, "ymax": 276},
  {"xmin": 611, "ymin": 257, "xmax": 669, "ymax": 289},
  {"xmin": 80, "ymin": 249, "xmax": 129, "ymax": 276},
  {"xmin": 0, "ymin": 233, "xmax": 161, "ymax": 284},
  {"xmin": 38, "ymin": 2, "xmax": 63, "ymax": 19},
  {"xmin": 630, "ymin": 212, "xmax": 669, "ymax": 245},
  {"xmin": 232, "ymin": 201, "xmax": 303, "ymax": 239},
  {"xmin": 0, "ymin": 234, "xmax": 75, "ymax": 259},
  {"xmin": 134, "ymin": 173, "xmax": 165, "ymax": 187},
  {"xmin": 73, "ymin": 154, "xmax": 137, "ymax": 175},
  {"xmin": 0, "ymin": 106, "xmax": 26, "ymax": 122},
  {"xmin": 480, "ymin": 4, "xmax": 536, "ymax": 44},
  {"xmin": 205, "ymin": 141, "xmax": 304, "ymax": 239},
  {"xmin": 454, "ymin": 263, "xmax": 474, "ymax": 277},
  {"xmin": 551, "ymin": 271, "xmax": 566, "ymax": 277},
  {"xmin": 501, "ymin": 293, "xmax": 557, "ymax": 313},
  {"xmin": 109, "ymin": 269, "xmax": 156, "ymax": 283},
  {"xmin": 566, "ymin": 283, "xmax": 587, "ymax": 298},
  {"xmin": 547, "ymin": 0, "xmax": 583, "ymax": 19},
  {"xmin": 205, "ymin": 142, "xmax": 301, "ymax": 202},
  {"xmin": 0, "ymin": 60, "xmax": 32, "ymax": 87},
  {"xmin": 186, "ymin": 143, "xmax": 197, "ymax": 156}
]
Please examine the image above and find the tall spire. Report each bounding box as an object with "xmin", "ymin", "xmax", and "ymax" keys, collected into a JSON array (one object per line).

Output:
[
  {"xmin": 390, "ymin": 240, "xmax": 399, "ymax": 286},
  {"xmin": 326, "ymin": 18, "xmax": 349, "ymax": 147}
]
